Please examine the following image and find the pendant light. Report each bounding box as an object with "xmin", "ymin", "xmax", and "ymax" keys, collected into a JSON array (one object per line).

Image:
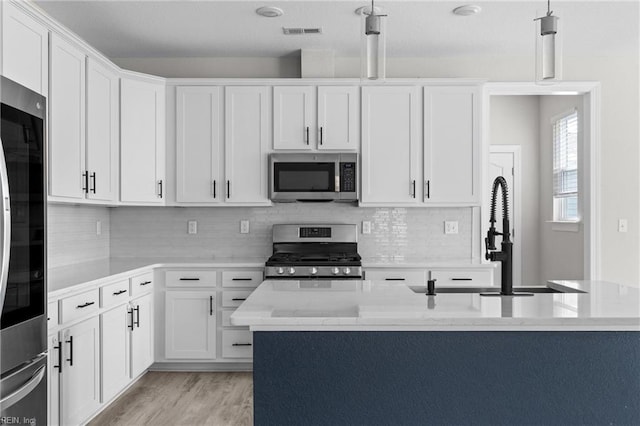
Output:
[
  {"xmin": 534, "ymin": 0, "xmax": 562, "ymax": 83},
  {"xmin": 360, "ymin": 0, "xmax": 387, "ymax": 80}
]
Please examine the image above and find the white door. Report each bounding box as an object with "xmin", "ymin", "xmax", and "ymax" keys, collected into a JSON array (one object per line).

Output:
[
  {"xmin": 120, "ymin": 78, "xmax": 165, "ymax": 203},
  {"xmin": 487, "ymin": 147, "xmax": 521, "ymax": 286},
  {"xmin": 1, "ymin": 2, "xmax": 49, "ymax": 95},
  {"xmin": 165, "ymin": 291, "xmax": 217, "ymax": 359},
  {"xmin": 361, "ymin": 86, "xmax": 420, "ymax": 204},
  {"xmin": 130, "ymin": 294, "xmax": 154, "ymax": 378},
  {"xmin": 224, "ymin": 86, "xmax": 270, "ymax": 204},
  {"xmin": 424, "ymin": 86, "xmax": 480, "ymax": 205},
  {"xmin": 86, "ymin": 58, "xmax": 118, "ymax": 202},
  {"xmin": 49, "ymin": 34, "xmax": 86, "ymax": 200},
  {"xmin": 273, "ymin": 86, "xmax": 314, "ymax": 149},
  {"xmin": 61, "ymin": 317, "xmax": 100, "ymax": 426},
  {"xmin": 101, "ymin": 304, "xmax": 130, "ymax": 403},
  {"xmin": 317, "ymin": 86, "xmax": 359, "ymax": 150},
  {"xmin": 48, "ymin": 334, "xmax": 60, "ymax": 426},
  {"xmin": 176, "ymin": 86, "xmax": 222, "ymax": 203}
]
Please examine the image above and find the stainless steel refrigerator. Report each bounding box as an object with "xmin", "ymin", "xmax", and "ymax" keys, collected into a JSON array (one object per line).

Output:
[{"xmin": 0, "ymin": 76, "xmax": 47, "ymax": 424}]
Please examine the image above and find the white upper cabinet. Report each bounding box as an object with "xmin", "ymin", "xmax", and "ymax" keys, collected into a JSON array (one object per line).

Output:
[
  {"xmin": 120, "ymin": 76, "xmax": 166, "ymax": 204},
  {"xmin": 176, "ymin": 86, "xmax": 222, "ymax": 203},
  {"xmin": 48, "ymin": 34, "xmax": 86, "ymax": 200},
  {"xmin": 423, "ymin": 86, "xmax": 481, "ymax": 205},
  {"xmin": 86, "ymin": 58, "xmax": 119, "ymax": 202},
  {"xmin": 317, "ymin": 86, "xmax": 359, "ymax": 150},
  {"xmin": 273, "ymin": 86, "xmax": 315, "ymax": 150},
  {"xmin": 361, "ymin": 86, "xmax": 420, "ymax": 205},
  {"xmin": 1, "ymin": 1, "xmax": 49, "ymax": 95},
  {"xmin": 224, "ymin": 86, "xmax": 270, "ymax": 204}
]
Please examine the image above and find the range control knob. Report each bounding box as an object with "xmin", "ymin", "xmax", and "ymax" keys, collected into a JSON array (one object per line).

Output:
[
  {"xmin": 331, "ymin": 267, "xmax": 340, "ymax": 275},
  {"xmin": 310, "ymin": 267, "xmax": 318, "ymax": 275},
  {"xmin": 276, "ymin": 267, "xmax": 285, "ymax": 275},
  {"xmin": 343, "ymin": 267, "xmax": 351, "ymax": 275},
  {"xmin": 288, "ymin": 267, "xmax": 296, "ymax": 275}
]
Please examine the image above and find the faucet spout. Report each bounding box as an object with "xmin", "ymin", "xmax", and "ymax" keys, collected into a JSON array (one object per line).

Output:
[{"xmin": 485, "ymin": 176, "xmax": 514, "ymax": 295}]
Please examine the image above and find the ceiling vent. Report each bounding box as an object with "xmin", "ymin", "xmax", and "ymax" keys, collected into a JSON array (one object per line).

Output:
[{"xmin": 283, "ymin": 27, "xmax": 323, "ymax": 35}]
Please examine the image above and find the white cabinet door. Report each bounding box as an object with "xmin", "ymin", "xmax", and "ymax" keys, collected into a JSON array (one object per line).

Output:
[
  {"xmin": 48, "ymin": 334, "xmax": 60, "ymax": 426},
  {"xmin": 176, "ymin": 86, "xmax": 222, "ymax": 203},
  {"xmin": 224, "ymin": 86, "xmax": 270, "ymax": 204},
  {"xmin": 1, "ymin": 2, "xmax": 48, "ymax": 95},
  {"xmin": 130, "ymin": 293, "xmax": 153, "ymax": 378},
  {"xmin": 49, "ymin": 34, "xmax": 86, "ymax": 200},
  {"xmin": 424, "ymin": 86, "xmax": 481, "ymax": 205},
  {"xmin": 165, "ymin": 291, "xmax": 216, "ymax": 359},
  {"xmin": 273, "ymin": 86, "xmax": 314, "ymax": 149},
  {"xmin": 86, "ymin": 58, "xmax": 119, "ymax": 202},
  {"xmin": 101, "ymin": 304, "xmax": 130, "ymax": 403},
  {"xmin": 317, "ymin": 86, "xmax": 359, "ymax": 150},
  {"xmin": 361, "ymin": 86, "xmax": 420, "ymax": 204},
  {"xmin": 61, "ymin": 316, "xmax": 100, "ymax": 426},
  {"xmin": 120, "ymin": 77, "xmax": 165, "ymax": 203}
]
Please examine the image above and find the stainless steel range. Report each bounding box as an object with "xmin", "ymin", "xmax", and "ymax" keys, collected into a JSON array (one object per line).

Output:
[{"xmin": 265, "ymin": 224, "xmax": 362, "ymax": 280}]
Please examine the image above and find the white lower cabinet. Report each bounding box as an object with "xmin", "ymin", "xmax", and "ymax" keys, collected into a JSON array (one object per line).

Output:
[
  {"xmin": 48, "ymin": 334, "xmax": 60, "ymax": 426},
  {"xmin": 222, "ymin": 330, "xmax": 253, "ymax": 359},
  {"xmin": 165, "ymin": 291, "xmax": 216, "ymax": 359},
  {"xmin": 101, "ymin": 304, "xmax": 130, "ymax": 403},
  {"xmin": 130, "ymin": 293, "xmax": 154, "ymax": 378},
  {"xmin": 60, "ymin": 316, "xmax": 100, "ymax": 426}
]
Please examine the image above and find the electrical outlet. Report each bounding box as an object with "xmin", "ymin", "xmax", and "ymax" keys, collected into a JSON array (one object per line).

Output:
[
  {"xmin": 362, "ymin": 221, "xmax": 371, "ymax": 234},
  {"xmin": 188, "ymin": 220, "xmax": 198, "ymax": 234},
  {"xmin": 444, "ymin": 221, "xmax": 459, "ymax": 235},
  {"xmin": 240, "ymin": 220, "xmax": 250, "ymax": 234},
  {"xmin": 96, "ymin": 220, "xmax": 102, "ymax": 236},
  {"xmin": 618, "ymin": 219, "xmax": 628, "ymax": 233}
]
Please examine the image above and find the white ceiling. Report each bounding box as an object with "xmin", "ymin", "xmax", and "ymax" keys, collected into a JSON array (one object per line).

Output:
[{"xmin": 34, "ymin": 1, "xmax": 639, "ymax": 59}]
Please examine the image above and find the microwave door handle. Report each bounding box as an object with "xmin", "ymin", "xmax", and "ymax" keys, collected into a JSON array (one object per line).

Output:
[
  {"xmin": 335, "ymin": 174, "xmax": 340, "ymax": 192},
  {"xmin": 0, "ymin": 137, "xmax": 11, "ymax": 310}
]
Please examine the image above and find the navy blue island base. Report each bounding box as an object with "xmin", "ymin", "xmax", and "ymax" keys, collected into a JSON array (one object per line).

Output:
[{"xmin": 253, "ymin": 331, "xmax": 640, "ymax": 426}]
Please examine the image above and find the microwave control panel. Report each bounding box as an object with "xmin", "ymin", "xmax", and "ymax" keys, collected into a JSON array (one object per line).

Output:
[{"xmin": 340, "ymin": 163, "xmax": 356, "ymax": 192}]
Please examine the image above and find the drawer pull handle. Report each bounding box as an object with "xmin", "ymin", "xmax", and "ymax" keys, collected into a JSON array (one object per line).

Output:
[
  {"xmin": 385, "ymin": 278, "xmax": 405, "ymax": 281},
  {"xmin": 179, "ymin": 278, "xmax": 200, "ymax": 281},
  {"xmin": 232, "ymin": 298, "xmax": 247, "ymax": 301},
  {"xmin": 232, "ymin": 343, "xmax": 252, "ymax": 347},
  {"xmin": 113, "ymin": 289, "xmax": 127, "ymax": 295},
  {"xmin": 232, "ymin": 278, "xmax": 253, "ymax": 281},
  {"xmin": 76, "ymin": 302, "xmax": 95, "ymax": 309},
  {"xmin": 140, "ymin": 281, "xmax": 152, "ymax": 286},
  {"xmin": 451, "ymin": 278, "xmax": 473, "ymax": 281}
]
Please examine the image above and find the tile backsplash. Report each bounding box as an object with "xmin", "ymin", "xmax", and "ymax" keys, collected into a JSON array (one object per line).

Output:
[{"xmin": 109, "ymin": 204, "xmax": 474, "ymax": 262}]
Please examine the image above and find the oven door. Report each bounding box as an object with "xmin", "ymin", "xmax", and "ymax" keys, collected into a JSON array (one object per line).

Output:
[{"xmin": 270, "ymin": 154, "xmax": 339, "ymax": 201}]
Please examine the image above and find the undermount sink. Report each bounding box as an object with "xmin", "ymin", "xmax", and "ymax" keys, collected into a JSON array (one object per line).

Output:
[{"xmin": 411, "ymin": 286, "xmax": 586, "ymax": 294}]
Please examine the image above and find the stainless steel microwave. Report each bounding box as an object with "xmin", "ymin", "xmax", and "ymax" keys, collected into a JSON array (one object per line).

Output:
[{"xmin": 269, "ymin": 153, "xmax": 358, "ymax": 202}]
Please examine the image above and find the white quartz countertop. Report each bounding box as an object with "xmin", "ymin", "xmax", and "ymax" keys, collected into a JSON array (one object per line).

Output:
[
  {"xmin": 362, "ymin": 259, "xmax": 495, "ymax": 268},
  {"xmin": 230, "ymin": 279, "xmax": 640, "ymax": 331}
]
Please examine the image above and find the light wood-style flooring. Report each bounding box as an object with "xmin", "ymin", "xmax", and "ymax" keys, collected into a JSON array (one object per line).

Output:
[{"xmin": 89, "ymin": 372, "xmax": 253, "ymax": 426}]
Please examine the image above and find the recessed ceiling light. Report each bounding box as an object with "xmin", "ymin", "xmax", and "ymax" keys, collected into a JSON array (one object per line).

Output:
[
  {"xmin": 256, "ymin": 6, "xmax": 284, "ymax": 18},
  {"xmin": 452, "ymin": 5, "xmax": 482, "ymax": 16}
]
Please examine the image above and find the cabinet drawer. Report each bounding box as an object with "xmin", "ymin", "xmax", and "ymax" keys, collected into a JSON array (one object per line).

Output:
[
  {"xmin": 222, "ymin": 330, "xmax": 253, "ymax": 359},
  {"xmin": 48, "ymin": 301, "xmax": 59, "ymax": 326},
  {"xmin": 222, "ymin": 290, "xmax": 253, "ymax": 308},
  {"xmin": 429, "ymin": 269, "xmax": 493, "ymax": 287},
  {"xmin": 130, "ymin": 272, "xmax": 154, "ymax": 296},
  {"xmin": 60, "ymin": 289, "xmax": 100, "ymax": 323},
  {"xmin": 101, "ymin": 279, "xmax": 130, "ymax": 308},
  {"xmin": 165, "ymin": 270, "xmax": 217, "ymax": 288},
  {"xmin": 221, "ymin": 270, "xmax": 263, "ymax": 288},
  {"xmin": 365, "ymin": 269, "xmax": 426, "ymax": 285}
]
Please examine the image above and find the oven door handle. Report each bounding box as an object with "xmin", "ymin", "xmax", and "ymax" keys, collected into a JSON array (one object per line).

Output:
[{"xmin": 0, "ymin": 136, "xmax": 11, "ymax": 310}]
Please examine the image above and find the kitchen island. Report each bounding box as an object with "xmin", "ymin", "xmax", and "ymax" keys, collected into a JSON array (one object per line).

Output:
[{"xmin": 231, "ymin": 280, "xmax": 640, "ymax": 426}]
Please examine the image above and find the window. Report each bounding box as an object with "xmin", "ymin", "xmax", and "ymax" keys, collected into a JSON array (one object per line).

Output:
[{"xmin": 552, "ymin": 110, "xmax": 579, "ymax": 222}]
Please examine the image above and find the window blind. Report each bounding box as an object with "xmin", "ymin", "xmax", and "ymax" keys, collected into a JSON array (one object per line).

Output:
[{"xmin": 552, "ymin": 111, "xmax": 578, "ymax": 221}]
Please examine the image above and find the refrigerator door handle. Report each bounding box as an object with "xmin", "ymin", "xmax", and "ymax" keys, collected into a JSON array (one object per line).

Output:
[
  {"xmin": 0, "ymin": 363, "xmax": 45, "ymax": 410},
  {"xmin": 0, "ymin": 137, "xmax": 11, "ymax": 309}
]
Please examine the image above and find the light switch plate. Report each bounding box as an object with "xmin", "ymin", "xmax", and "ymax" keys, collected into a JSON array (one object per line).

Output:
[
  {"xmin": 618, "ymin": 219, "xmax": 628, "ymax": 233},
  {"xmin": 445, "ymin": 221, "xmax": 459, "ymax": 235},
  {"xmin": 240, "ymin": 220, "xmax": 250, "ymax": 234},
  {"xmin": 96, "ymin": 220, "xmax": 102, "ymax": 236},
  {"xmin": 188, "ymin": 220, "xmax": 198, "ymax": 234},
  {"xmin": 362, "ymin": 221, "xmax": 371, "ymax": 234}
]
